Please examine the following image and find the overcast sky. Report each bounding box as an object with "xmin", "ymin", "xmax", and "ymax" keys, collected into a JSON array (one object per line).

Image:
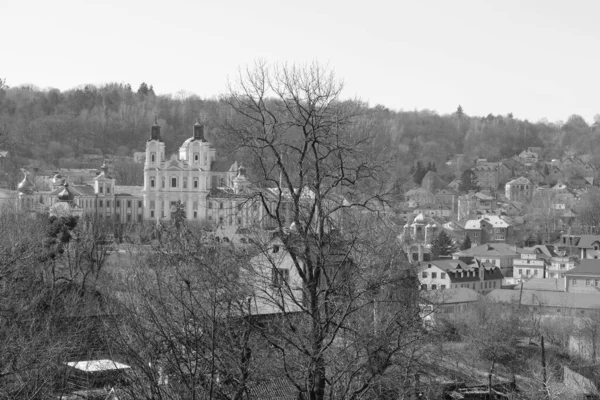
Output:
[{"xmin": 2, "ymin": 0, "xmax": 599, "ymax": 123}]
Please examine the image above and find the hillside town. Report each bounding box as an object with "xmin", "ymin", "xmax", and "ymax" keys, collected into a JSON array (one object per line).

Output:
[{"xmin": 4, "ymin": 114, "xmax": 600, "ymax": 398}]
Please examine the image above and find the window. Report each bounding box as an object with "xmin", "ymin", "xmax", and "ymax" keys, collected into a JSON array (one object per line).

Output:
[
  {"xmin": 560, "ymin": 264, "xmax": 565, "ymax": 269},
  {"xmin": 99, "ymin": 200, "xmax": 103, "ymax": 207},
  {"xmin": 99, "ymin": 186, "xmax": 103, "ymax": 194},
  {"xmin": 493, "ymin": 281, "xmax": 496, "ymax": 288},
  {"xmin": 106, "ymin": 186, "xmax": 110, "ymax": 194},
  {"xmin": 150, "ymin": 210, "xmax": 154, "ymax": 218},
  {"xmin": 194, "ymin": 179, "xmax": 199, "ymax": 189},
  {"xmin": 219, "ymin": 216, "xmax": 224, "ymax": 224},
  {"xmin": 219, "ymin": 202, "xmax": 223, "ymax": 209},
  {"xmin": 273, "ymin": 245, "xmax": 280, "ymax": 254},
  {"xmin": 106, "ymin": 200, "xmax": 110, "ymax": 208},
  {"xmin": 441, "ymin": 285, "xmax": 446, "ymax": 289},
  {"xmin": 431, "ymin": 272, "xmax": 437, "ymax": 279},
  {"xmin": 151, "ymin": 153, "xmax": 156, "ymax": 163},
  {"xmin": 573, "ymin": 279, "xmax": 578, "ymax": 286},
  {"xmin": 194, "ymin": 153, "xmax": 199, "ymax": 162},
  {"xmin": 138, "ymin": 201, "xmax": 142, "ymax": 208},
  {"xmin": 208, "ymin": 202, "xmax": 213, "ymax": 209},
  {"xmin": 596, "ymin": 279, "xmax": 599, "ymax": 287},
  {"xmin": 557, "ymin": 308, "xmax": 561, "ymax": 313},
  {"xmin": 519, "ymin": 269, "xmax": 523, "ymax": 275},
  {"xmin": 526, "ymin": 269, "xmax": 530, "ymax": 275},
  {"xmin": 441, "ymin": 273, "xmax": 446, "ymax": 279},
  {"xmin": 421, "ymin": 284, "xmax": 427, "ymax": 290},
  {"xmin": 193, "ymin": 211, "xmax": 197, "ymax": 219},
  {"xmin": 161, "ymin": 178, "xmax": 165, "ymax": 188},
  {"xmin": 272, "ymin": 268, "xmax": 289, "ymax": 287},
  {"xmin": 422, "ymin": 272, "xmax": 428, "ymax": 278},
  {"xmin": 183, "ymin": 178, "xmax": 187, "ymax": 189},
  {"xmin": 586, "ymin": 279, "xmax": 591, "ymax": 286},
  {"xmin": 431, "ymin": 284, "xmax": 437, "ymax": 290},
  {"xmin": 116, "ymin": 200, "xmax": 121, "ymax": 207},
  {"xmin": 127, "ymin": 200, "xmax": 131, "ymax": 208},
  {"xmin": 150, "ymin": 178, "xmax": 155, "ymax": 188},
  {"xmin": 171, "ymin": 177, "xmax": 177, "ymax": 188}
]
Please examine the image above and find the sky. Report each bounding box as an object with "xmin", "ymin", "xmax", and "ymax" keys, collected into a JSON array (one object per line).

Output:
[{"xmin": 2, "ymin": 0, "xmax": 599, "ymax": 123}]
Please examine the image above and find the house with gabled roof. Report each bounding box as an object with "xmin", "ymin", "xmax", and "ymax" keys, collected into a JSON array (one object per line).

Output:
[
  {"xmin": 453, "ymin": 242, "xmax": 521, "ymax": 279},
  {"xmin": 576, "ymin": 235, "xmax": 600, "ymax": 260},
  {"xmin": 565, "ymin": 259, "xmax": 600, "ymax": 293},
  {"xmin": 462, "ymin": 214, "xmax": 514, "ymax": 246},
  {"xmin": 418, "ymin": 259, "xmax": 503, "ymax": 294},
  {"xmin": 505, "ymin": 176, "xmax": 533, "ymax": 202}
]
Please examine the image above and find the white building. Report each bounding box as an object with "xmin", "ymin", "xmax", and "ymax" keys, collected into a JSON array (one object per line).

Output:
[{"xmin": 142, "ymin": 120, "xmax": 238, "ymax": 222}]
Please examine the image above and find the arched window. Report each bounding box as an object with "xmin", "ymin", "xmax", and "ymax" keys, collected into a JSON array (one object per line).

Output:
[
  {"xmin": 150, "ymin": 177, "xmax": 155, "ymax": 188},
  {"xmin": 194, "ymin": 153, "xmax": 199, "ymax": 163},
  {"xmin": 193, "ymin": 179, "xmax": 198, "ymax": 189},
  {"xmin": 151, "ymin": 153, "xmax": 156, "ymax": 163}
]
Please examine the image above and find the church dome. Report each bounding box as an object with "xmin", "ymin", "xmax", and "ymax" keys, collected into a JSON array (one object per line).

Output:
[
  {"xmin": 57, "ymin": 183, "xmax": 73, "ymax": 201},
  {"xmin": 17, "ymin": 173, "xmax": 35, "ymax": 195},
  {"xmin": 53, "ymin": 173, "xmax": 65, "ymax": 185},
  {"xmin": 412, "ymin": 212, "xmax": 427, "ymax": 225}
]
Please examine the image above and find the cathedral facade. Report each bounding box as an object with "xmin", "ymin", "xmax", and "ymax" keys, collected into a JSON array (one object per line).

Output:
[{"xmin": 142, "ymin": 120, "xmax": 241, "ymax": 223}]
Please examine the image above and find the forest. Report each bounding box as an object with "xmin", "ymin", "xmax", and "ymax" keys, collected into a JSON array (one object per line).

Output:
[{"xmin": 1, "ymin": 76, "xmax": 599, "ymax": 190}]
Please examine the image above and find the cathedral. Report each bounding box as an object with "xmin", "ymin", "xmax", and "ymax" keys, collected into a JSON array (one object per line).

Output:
[{"xmin": 142, "ymin": 120, "xmax": 267, "ymax": 226}]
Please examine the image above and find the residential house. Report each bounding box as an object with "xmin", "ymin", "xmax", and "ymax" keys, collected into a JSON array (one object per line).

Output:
[
  {"xmin": 463, "ymin": 214, "xmax": 514, "ymax": 246},
  {"xmin": 547, "ymin": 254, "xmax": 578, "ymax": 280},
  {"xmin": 505, "ymin": 176, "xmax": 533, "ymax": 202},
  {"xmin": 457, "ymin": 191, "xmax": 497, "ymax": 221},
  {"xmin": 565, "ymin": 259, "xmax": 600, "ymax": 293},
  {"xmin": 472, "ymin": 164, "xmax": 499, "ymax": 190},
  {"xmin": 418, "ymin": 259, "xmax": 503, "ymax": 294},
  {"xmin": 434, "ymin": 188, "xmax": 458, "ymax": 213},
  {"xmin": 576, "ymin": 235, "xmax": 600, "ymax": 260},
  {"xmin": 518, "ymin": 150, "xmax": 539, "ymax": 166},
  {"xmin": 452, "ymin": 242, "xmax": 521, "ymax": 279},
  {"xmin": 513, "ymin": 251, "xmax": 549, "ymax": 281},
  {"xmin": 420, "ymin": 288, "xmax": 480, "ymax": 322}
]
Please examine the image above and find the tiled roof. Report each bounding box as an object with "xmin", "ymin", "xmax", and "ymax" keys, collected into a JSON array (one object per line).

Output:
[
  {"xmin": 565, "ymin": 259, "xmax": 600, "ymax": 277},
  {"xmin": 518, "ymin": 278, "xmax": 564, "ymax": 292},
  {"xmin": 506, "ymin": 176, "xmax": 532, "ymax": 185},
  {"xmin": 454, "ymin": 243, "xmax": 521, "ymax": 257},
  {"xmin": 488, "ymin": 289, "xmax": 600, "ymax": 310},
  {"xmin": 576, "ymin": 235, "xmax": 600, "ymax": 249}
]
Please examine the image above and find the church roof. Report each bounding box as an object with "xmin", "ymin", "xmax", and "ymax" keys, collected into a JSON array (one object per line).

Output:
[{"xmin": 211, "ymin": 159, "xmax": 236, "ymax": 172}]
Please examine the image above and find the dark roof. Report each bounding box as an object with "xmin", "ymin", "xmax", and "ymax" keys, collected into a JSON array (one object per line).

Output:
[
  {"xmin": 211, "ymin": 159, "xmax": 235, "ymax": 172},
  {"xmin": 576, "ymin": 235, "xmax": 600, "ymax": 249},
  {"xmin": 423, "ymin": 259, "xmax": 504, "ymax": 283},
  {"xmin": 48, "ymin": 184, "xmax": 96, "ymax": 197},
  {"xmin": 565, "ymin": 259, "xmax": 600, "ymax": 277},
  {"xmin": 454, "ymin": 243, "xmax": 521, "ymax": 257}
]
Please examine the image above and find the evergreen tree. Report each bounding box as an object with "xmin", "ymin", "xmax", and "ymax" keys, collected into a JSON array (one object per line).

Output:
[
  {"xmin": 459, "ymin": 169, "xmax": 479, "ymax": 193},
  {"xmin": 460, "ymin": 235, "xmax": 471, "ymax": 250},
  {"xmin": 430, "ymin": 231, "xmax": 457, "ymax": 260},
  {"xmin": 456, "ymin": 105, "xmax": 464, "ymax": 117},
  {"xmin": 413, "ymin": 161, "xmax": 427, "ymax": 185},
  {"xmin": 137, "ymin": 82, "xmax": 149, "ymax": 96}
]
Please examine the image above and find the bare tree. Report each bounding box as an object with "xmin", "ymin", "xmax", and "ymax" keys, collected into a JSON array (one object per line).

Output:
[{"xmin": 222, "ymin": 62, "xmax": 422, "ymax": 400}]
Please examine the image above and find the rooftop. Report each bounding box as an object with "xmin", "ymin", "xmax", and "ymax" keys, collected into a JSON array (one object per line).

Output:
[
  {"xmin": 565, "ymin": 259, "xmax": 600, "ymax": 276},
  {"xmin": 488, "ymin": 289, "xmax": 600, "ymax": 310},
  {"xmin": 454, "ymin": 243, "xmax": 521, "ymax": 258}
]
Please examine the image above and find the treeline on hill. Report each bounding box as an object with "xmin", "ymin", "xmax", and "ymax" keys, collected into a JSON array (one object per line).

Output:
[{"xmin": 1, "ymin": 77, "xmax": 600, "ymax": 189}]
